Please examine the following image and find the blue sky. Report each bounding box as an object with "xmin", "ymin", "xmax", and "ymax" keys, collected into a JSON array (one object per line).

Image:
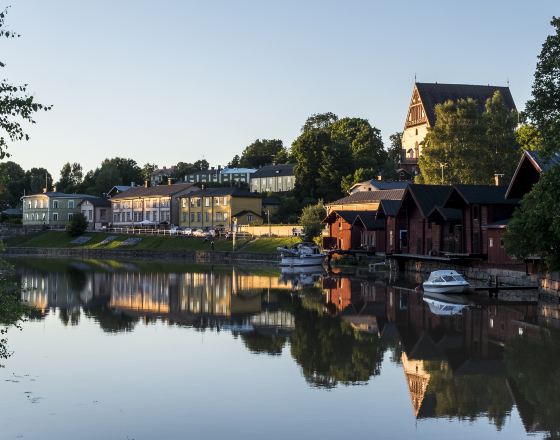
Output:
[{"xmin": 2, "ymin": 0, "xmax": 558, "ymax": 176}]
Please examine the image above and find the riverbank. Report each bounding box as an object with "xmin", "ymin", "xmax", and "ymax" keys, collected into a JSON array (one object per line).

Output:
[{"xmin": 1, "ymin": 231, "xmax": 301, "ymax": 263}]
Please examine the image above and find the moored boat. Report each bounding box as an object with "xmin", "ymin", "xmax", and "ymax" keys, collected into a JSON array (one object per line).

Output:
[
  {"xmin": 422, "ymin": 290, "xmax": 470, "ymax": 316},
  {"xmin": 422, "ymin": 270, "xmax": 471, "ymax": 294},
  {"xmin": 277, "ymin": 242, "xmax": 325, "ymax": 267}
]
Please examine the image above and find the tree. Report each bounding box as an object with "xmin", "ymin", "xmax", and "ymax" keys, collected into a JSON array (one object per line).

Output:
[
  {"xmin": 193, "ymin": 159, "xmax": 209, "ymax": 171},
  {"xmin": 228, "ymin": 155, "xmax": 240, "ymax": 168},
  {"xmin": 299, "ymin": 201, "xmax": 325, "ymax": 242},
  {"xmin": 24, "ymin": 167, "xmax": 52, "ymax": 194},
  {"xmin": 317, "ymin": 140, "xmax": 353, "ymax": 201},
  {"xmin": 483, "ymin": 91, "xmax": 520, "ymax": 180},
  {"xmin": 301, "ymin": 112, "xmax": 338, "ymax": 132},
  {"xmin": 418, "ymin": 94, "xmax": 518, "ymax": 184},
  {"xmin": 381, "ymin": 131, "xmax": 403, "ymax": 180},
  {"xmin": 56, "ymin": 162, "xmax": 83, "ymax": 193},
  {"xmin": 515, "ymin": 123, "xmax": 542, "ymax": 151},
  {"xmin": 0, "ymin": 161, "xmax": 24, "ymax": 208},
  {"xmin": 504, "ymin": 164, "xmax": 560, "ymax": 269},
  {"xmin": 94, "ymin": 163, "xmax": 121, "ymax": 195},
  {"xmin": 66, "ymin": 212, "xmax": 88, "ymax": 237},
  {"xmin": 524, "ymin": 17, "xmax": 560, "ymax": 158},
  {"xmin": 331, "ymin": 117, "xmax": 387, "ymax": 172},
  {"xmin": 101, "ymin": 157, "xmax": 142, "ymax": 186},
  {"xmin": 141, "ymin": 163, "xmax": 158, "ymax": 181},
  {"xmin": 238, "ymin": 139, "xmax": 286, "ymax": 168},
  {"xmin": 292, "ymin": 129, "xmax": 330, "ymax": 199},
  {"xmin": 0, "ymin": 8, "xmax": 51, "ymax": 159}
]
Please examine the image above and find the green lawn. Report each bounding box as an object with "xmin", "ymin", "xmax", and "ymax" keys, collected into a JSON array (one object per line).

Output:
[
  {"xmin": 241, "ymin": 237, "xmax": 301, "ymax": 253},
  {"xmin": 3, "ymin": 231, "xmax": 248, "ymax": 252}
]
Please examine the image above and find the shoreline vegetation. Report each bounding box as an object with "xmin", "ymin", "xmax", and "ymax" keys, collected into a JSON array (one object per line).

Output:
[{"xmin": 1, "ymin": 231, "xmax": 300, "ymax": 254}]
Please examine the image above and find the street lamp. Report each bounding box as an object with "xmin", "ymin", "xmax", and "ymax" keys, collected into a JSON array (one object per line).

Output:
[{"xmin": 266, "ymin": 209, "xmax": 271, "ymax": 237}]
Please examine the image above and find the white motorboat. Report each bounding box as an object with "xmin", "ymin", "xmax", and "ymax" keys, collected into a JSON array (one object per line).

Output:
[
  {"xmin": 277, "ymin": 242, "xmax": 325, "ymax": 267},
  {"xmin": 422, "ymin": 270, "xmax": 471, "ymax": 294},
  {"xmin": 423, "ymin": 291, "xmax": 470, "ymax": 316}
]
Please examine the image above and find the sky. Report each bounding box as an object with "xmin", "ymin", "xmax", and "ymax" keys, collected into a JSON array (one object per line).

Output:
[{"xmin": 1, "ymin": 0, "xmax": 558, "ymax": 177}]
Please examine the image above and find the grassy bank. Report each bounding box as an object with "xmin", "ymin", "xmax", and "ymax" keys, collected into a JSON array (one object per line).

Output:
[{"xmin": 4, "ymin": 231, "xmax": 300, "ymax": 254}]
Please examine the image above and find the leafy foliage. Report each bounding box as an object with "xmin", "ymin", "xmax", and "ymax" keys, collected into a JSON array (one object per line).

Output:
[
  {"xmin": 0, "ymin": 8, "xmax": 51, "ymax": 159},
  {"xmin": 418, "ymin": 92, "xmax": 519, "ymax": 184},
  {"xmin": 236, "ymin": 139, "xmax": 288, "ymax": 168},
  {"xmin": 56, "ymin": 162, "xmax": 83, "ymax": 193},
  {"xmin": 524, "ymin": 17, "xmax": 560, "ymax": 159},
  {"xmin": 515, "ymin": 123, "xmax": 542, "ymax": 151},
  {"xmin": 504, "ymin": 164, "xmax": 560, "ymax": 269},
  {"xmin": 66, "ymin": 212, "xmax": 88, "ymax": 237},
  {"xmin": 0, "ymin": 161, "xmax": 24, "ymax": 208},
  {"xmin": 299, "ymin": 201, "xmax": 325, "ymax": 242}
]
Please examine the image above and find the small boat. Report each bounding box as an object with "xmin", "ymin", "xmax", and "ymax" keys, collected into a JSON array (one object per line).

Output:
[
  {"xmin": 277, "ymin": 242, "xmax": 325, "ymax": 267},
  {"xmin": 422, "ymin": 270, "xmax": 471, "ymax": 294},
  {"xmin": 423, "ymin": 291, "xmax": 470, "ymax": 316}
]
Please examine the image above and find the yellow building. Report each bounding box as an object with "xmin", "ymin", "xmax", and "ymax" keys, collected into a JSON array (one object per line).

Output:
[{"xmin": 179, "ymin": 188, "xmax": 263, "ymax": 230}]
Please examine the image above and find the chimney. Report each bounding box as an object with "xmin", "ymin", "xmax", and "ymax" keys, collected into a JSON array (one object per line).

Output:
[
  {"xmin": 43, "ymin": 187, "xmax": 47, "ymax": 193},
  {"xmin": 130, "ymin": 181, "xmax": 135, "ymax": 187},
  {"xmin": 168, "ymin": 177, "xmax": 173, "ymax": 186},
  {"xmin": 494, "ymin": 174, "xmax": 504, "ymax": 186},
  {"xmin": 53, "ymin": 185, "xmax": 57, "ymax": 192},
  {"xmin": 144, "ymin": 180, "xmax": 149, "ymax": 188}
]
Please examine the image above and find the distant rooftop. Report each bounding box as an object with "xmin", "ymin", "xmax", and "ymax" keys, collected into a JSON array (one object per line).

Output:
[{"xmin": 251, "ymin": 164, "xmax": 295, "ymax": 179}]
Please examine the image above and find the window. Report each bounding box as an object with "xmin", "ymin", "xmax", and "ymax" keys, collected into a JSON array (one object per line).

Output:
[
  {"xmin": 489, "ymin": 238, "xmax": 494, "ymax": 248},
  {"xmin": 197, "ymin": 213, "xmax": 201, "ymax": 222},
  {"xmin": 500, "ymin": 238, "xmax": 504, "ymax": 248},
  {"xmin": 190, "ymin": 213, "xmax": 195, "ymax": 222},
  {"xmin": 53, "ymin": 213, "xmax": 59, "ymax": 221},
  {"xmin": 100, "ymin": 209, "xmax": 106, "ymax": 218},
  {"xmin": 182, "ymin": 199, "xmax": 187, "ymax": 208},
  {"xmin": 247, "ymin": 214, "xmax": 253, "ymax": 222},
  {"xmin": 399, "ymin": 230, "xmax": 408, "ymax": 247},
  {"xmin": 473, "ymin": 205, "xmax": 479, "ymax": 220},
  {"xmin": 182, "ymin": 213, "xmax": 187, "ymax": 222},
  {"xmin": 53, "ymin": 200, "xmax": 59, "ymax": 209},
  {"xmin": 68, "ymin": 200, "xmax": 75, "ymax": 209},
  {"xmin": 34, "ymin": 200, "xmax": 38, "ymax": 208},
  {"xmin": 146, "ymin": 212, "xmax": 151, "ymax": 221},
  {"xmin": 223, "ymin": 197, "xmax": 228, "ymax": 206},
  {"xmin": 68, "ymin": 213, "xmax": 74, "ymax": 220},
  {"xmin": 215, "ymin": 197, "xmax": 220, "ymax": 206},
  {"xmin": 27, "ymin": 201, "xmax": 31, "ymax": 209},
  {"xmin": 389, "ymin": 230, "xmax": 394, "ymax": 246},
  {"xmin": 205, "ymin": 212, "xmax": 210, "ymax": 221},
  {"xmin": 223, "ymin": 213, "xmax": 228, "ymax": 220},
  {"xmin": 113, "ymin": 213, "xmax": 118, "ymax": 222},
  {"xmin": 205, "ymin": 198, "xmax": 210, "ymax": 207}
]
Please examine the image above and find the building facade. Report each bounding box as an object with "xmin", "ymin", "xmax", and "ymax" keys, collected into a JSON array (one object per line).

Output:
[
  {"xmin": 250, "ymin": 164, "xmax": 295, "ymax": 193},
  {"xmin": 179, "ymin": 188, "xmax": 262, "ymax": 230},
  {"xmin": 110, "ymin": 182, "xmax": 197, "ymax": 227},
  {"xmin": 22, "ymin": 192, "xmax": 94, "ymax": 228},
  {"xmin": 400, "ymin": 83, "xmax": 516, "ymax": 178},
  {"xmin": 78, "ymin": 197, "xmax": 112, "ymax": 230}
]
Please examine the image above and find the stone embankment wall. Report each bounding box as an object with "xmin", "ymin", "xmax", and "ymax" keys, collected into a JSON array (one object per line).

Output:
[
  {"xmin": 392, "ymin": 258, "xmax": 537, "ymax": 287},
  {"xmin": 2, "ymin": 247, "xmax": 279, "ymax": 264},
  {"xmin": 540, "ymin": 272, "xmax": 560, "ymax": 296}
]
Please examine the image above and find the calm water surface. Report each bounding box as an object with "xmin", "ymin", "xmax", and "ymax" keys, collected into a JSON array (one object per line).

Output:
[{"xmin": 1, "ymin": 258, "xmax": 559, "ymax": 440}]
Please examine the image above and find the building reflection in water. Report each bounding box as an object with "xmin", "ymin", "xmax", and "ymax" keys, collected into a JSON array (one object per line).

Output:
[{"xmin": 15, "ymin": 260, "xmax": 560, "ymax": 438}]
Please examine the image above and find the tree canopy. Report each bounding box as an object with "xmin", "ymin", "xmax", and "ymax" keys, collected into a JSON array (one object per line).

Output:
[
  {"xmin": 0, "ymin": 161, "xmax": 24, "ymax": 208},
  {"xmin": 524, "ymin": 16, "xmax": 560, "ymax": 158},
  {"xmin": 236, "ymin": 139, "xmax": 288, "ymax": 169},
  {"xmin": 0, "ymin": 8, "xmax": 51, "ymax": 159},
  {"xmin": 418, "ymin": 92, "xmax": 519, "ymax": 184},
  {"xmin": 56, "ymin": 162, "xmax": 83, "ymax": 193}
]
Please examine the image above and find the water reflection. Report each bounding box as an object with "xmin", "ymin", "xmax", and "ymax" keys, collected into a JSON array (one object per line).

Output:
[{"xmin": 11, "ymin": 258, "xmax": 560, "ymax": 439}]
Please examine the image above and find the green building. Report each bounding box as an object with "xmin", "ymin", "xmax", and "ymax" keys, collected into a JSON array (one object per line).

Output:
[{"xmin": 22, "ymin": 191, "xmax": 95, "ymax": 229}]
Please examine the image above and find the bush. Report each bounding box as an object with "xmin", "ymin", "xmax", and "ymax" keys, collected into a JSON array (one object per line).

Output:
[
  {"xmin": 66, "ymin": 213, "xmax": 88, "ymax": 237},
  {"xmin": 299, "ymin": 201, "xmax": 326, "ymax": 242}
]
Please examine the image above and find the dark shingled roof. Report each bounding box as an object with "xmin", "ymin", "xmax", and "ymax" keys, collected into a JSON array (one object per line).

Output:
[
  {"xmin": 427, "ymin": 206, "xmax": 462, "ymax": 222},
  {"xmin": 416, "ymin": 82, "xmax": 516, "ymax": 126},
  {"xmin": 378, "ymin": 199, "xmax": 402, "ymax": 217},
  {"xmin": 352, "ymin": 180, "xmax": 410, "ymax": 191},
  {"xmin": 330, "ymin": 189, "xmax": 405, "ymax": 205},
  {"xmin": 110, "ymin": 183, "xmax": 196, "ymax": 199},
  {"xmin": 188, "ymin": 187, "xmax": 261, "ymax": 198},
  {"xmin": 324, "ymin": 210, "xmax": 383, "ymax": 230},
  {"xmin": 232, "ymin": 209, "xmax": 262, "ymax": 218},
  {"xmin": 405, "ymin": 184, "xmax": 453, "ymax": 218},
  {"xmin": 452, "ymin": 185, "xmax": 518, "ymax": 205},
  {"xmin": 251, "ymin": 164, "xmax": 295, "ymax": 178}
]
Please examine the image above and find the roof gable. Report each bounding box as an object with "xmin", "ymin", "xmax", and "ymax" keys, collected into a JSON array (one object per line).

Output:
[
  {"xmin": 505, "ymin": 150, "xmax": 560, "ymax": 199},
  {"xmin": 415, "ymin": 82, "xmax": 516, "ymax": 127},
  {"xmin": 450, "ymin": 185, "xmax": 517, "ymax": 205},
  {"xmin": 110, "ymin": 183, "xmax": 196, "ymax": 200},
  {"xmin": 402, "ymin": 184, "xmax": 453, "ymax": 218}
]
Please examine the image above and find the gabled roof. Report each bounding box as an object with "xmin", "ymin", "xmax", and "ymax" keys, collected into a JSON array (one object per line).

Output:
[
  {"xmin": 329, "ymin": 189, "xmax": 406, "ymax": 206},
  {"xmin": 251, "ymin": 164, "xmax": 295, "ymax": 178},
  {"xmin": 353, "ymin": 212, "xmax": 384, "ymax": 230},
  {"xmin": 402, "ymin": 184, "xmax": 453, "ymax": 218},
  {"xmin": 505, "ymin": 150, "xmax": 560, "ymax": 199},
  {"xmin": 187, "ymin": 187, "xmax": 261, "ymax": 198},
  {"xmin": 221, "ymin": 167, "xmax": 256, "ymax": 174},
  {"xmin": 22, "ymin": 192, "xmax": 94, "ymax": 199},
  {"xmin": 415, "ymin": 82, "xmax": 516, "ymax": 126},
  {"xmin": 427, "ymin": 206, "xmax": 462, "ymax": 222},
  {"xmin": 450, "ymin": 185, "xmax": 518, "ymax": 205},
  {"xmin": 78, "ymin": 197, "xmax": 111, "ymax": 208},
  {"xmin": 232, "ymin": 209, "xmax": 262, "ymax": 219},
  {"xmin": 110, "ymin": 183, "xmax": 196, "ymax": 200},
  {"xmin": 378, "ymin": 199, "xmax": 402, "ymax": 217},
  {"xmin": 350, "ymin": 180, "xmax": 410, "ymax": 192}
]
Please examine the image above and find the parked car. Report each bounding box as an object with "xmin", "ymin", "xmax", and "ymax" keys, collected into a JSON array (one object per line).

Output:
[
  {"xmin": 192, "ymin": 229, "xmax": 205, "ymax": 237},
  {"xmin": 183, "ymin": 228, "xmax": 193, "ymax": 236},
  {"xmin": 169, "ymin": 226, "xmax": 181, "ymax": 235}
]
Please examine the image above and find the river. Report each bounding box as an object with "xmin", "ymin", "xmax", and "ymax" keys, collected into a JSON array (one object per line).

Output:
[{"xmin": 1, "ymin": 258, "xmax": 559, "ymax": 440}]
